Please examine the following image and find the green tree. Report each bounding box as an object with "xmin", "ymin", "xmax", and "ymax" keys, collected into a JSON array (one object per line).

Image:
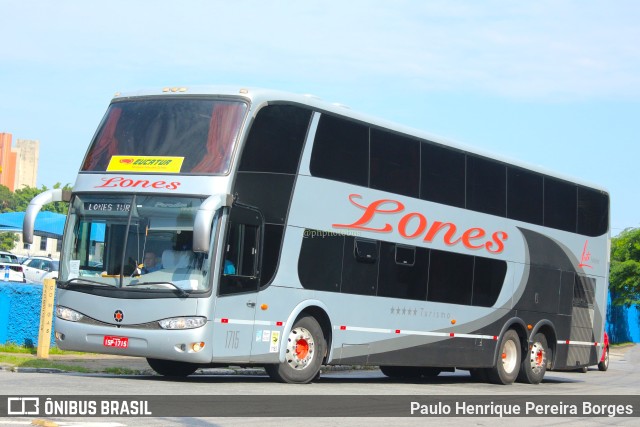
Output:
[
  {"xmin": 609, "ymin": 227, "xmax": 640, "ymax": 307},
  {"xmin": 13, "ymin": 183, "xmax": 72, "ymax": 215},
  {"xmin": 0, "ymin": 183, "xmax": 72, "ymax": 252},
  {"xmin": 0, "ymin": 184, "xmax": 16, "ymax": 212},
  {"xmin": 0, "ymin": 232, "xmax": 18, "ymax": 251}
]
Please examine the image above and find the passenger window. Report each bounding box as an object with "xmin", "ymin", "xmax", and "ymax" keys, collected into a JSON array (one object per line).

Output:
[
  {"xmin": 577, "ymin": 187, "xmax": 609, "ymax": 237},
  {"xmin": 239, "ymin": 105, "xmax": 312, "ymax": 174},
  {"xmin": 310, "ymin": 115, "xmax": 369, "ymax": 187},
  {"xmin": 467, "ymin": 156, "xmax": 506, "ymax": 217},
  {"xmin": 298, "ymin": 229, "xmax": 344, "ymax": 292},
  {"xmin": 341, "ymin": 237, "xmax": 378, "ymax": 296},
  {"xmin": 370, "ymin": 129, "xmax": 419, "ymax": 197},
  {"xmin": 471, "ymin": 256, "xmax": 507, "ymax": 307},
  {"xmin": 378, "ymin": 242, "xmax": 429, "ymax": 300},
  {"xmin": 395, "ymin": 245, "xmax": 416, "ymax": 266},
  {"xmin": 427, "ymin": 250, "xmax": 473, "ymax": 305},
  {"xmin": 544, "ymin": 178, "xmax": 577, "ymax": 232},
  {"xmin": 354, "ymin": 238, "xmax": 378, "ymax": 263},
  {"xmin": 421, "ymin": 143, "xmax": 465, "ymax": 208},
  {"xmin": 507, "ymin": 167, "xmax": 543, "ymax": 225}
]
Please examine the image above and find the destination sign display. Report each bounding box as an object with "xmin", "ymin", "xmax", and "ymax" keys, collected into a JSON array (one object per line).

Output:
[{"xmin": 84, "ymin": 202, "xmax": 131, "ymax": 212}]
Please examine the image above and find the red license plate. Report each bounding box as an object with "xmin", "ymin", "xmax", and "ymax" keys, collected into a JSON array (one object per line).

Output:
[{"xmin": 103, "ymin": 335, "xmax": 129, "ymax": 348}]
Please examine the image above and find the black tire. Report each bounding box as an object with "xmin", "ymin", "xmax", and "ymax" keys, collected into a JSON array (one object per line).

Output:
[
  {"xmin": 487, "ymin": 329, "xmax": 521, "ymax": 385},
  {"xmin": 264, "ymin": 316, "xmax": 326, "ymax": 384},
  {"xmin": 469, "ymin": 368, "xmax": 489, "ymax": 382},
  {"xmin": 517, "ymin": 333, "xmax": 548, "ymax": 384},
  {"xmin": 598, "ymin": 347, "xmax": 609, "ymax": 371},
  {"xmin": 146, "ymin": 358, "xmax": 199, "ymax": 377}
]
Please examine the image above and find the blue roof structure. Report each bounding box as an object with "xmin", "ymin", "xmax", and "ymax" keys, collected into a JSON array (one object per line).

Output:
[
  {"xmin": 0, "ymin": 211, "xmax": 105, "ymax": 241},
  {"xmin": 0, "ymin": 211, "xmax": 65, "ymax": 238}
]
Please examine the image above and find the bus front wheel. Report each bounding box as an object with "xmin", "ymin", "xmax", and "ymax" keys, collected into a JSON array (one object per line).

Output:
[
  {"xmin": 146, "ymin": 358, "xmax": 199, "ymax": 377},
  {"xmin": 487, "ymin": 329, "xmax": 521, "ymax": 385},
  {"xmin": 264, "ymin": 315, "xmax": 326, "ymax": 384}
]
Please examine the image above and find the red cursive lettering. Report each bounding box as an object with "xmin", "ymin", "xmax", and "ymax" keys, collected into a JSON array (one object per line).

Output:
[
  {"xmin": 95, "ymin": 176, "xmax": 181, "ymax": 190},
  {"xmin": 332, "ymin": 194, "xmax": 404, "ymax": 233},
  {"xmin": 578, "ymin": 240, "xmax": 592, "ymax": 268},
  {"xmin": 333, "ymin": 193, "xmax": 508, "ymax": 254}
]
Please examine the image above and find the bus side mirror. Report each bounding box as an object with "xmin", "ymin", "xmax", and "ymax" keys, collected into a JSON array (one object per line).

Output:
[
  {"xmin": 193, "ymin": 194, "xmax": 233, "ymax": 253},
  {"xmin": 22, "ymin": 189, "xmax": 69, "ymax": 244}
]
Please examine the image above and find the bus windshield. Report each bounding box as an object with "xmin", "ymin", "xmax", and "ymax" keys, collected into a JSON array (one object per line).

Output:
[
  {"xmin": 60, "ymin": 194, "xmax": 217, "ymax": 294},
  {"xmin": 81, "ymin": 98, "xmax": 247, "ymax": 174}
]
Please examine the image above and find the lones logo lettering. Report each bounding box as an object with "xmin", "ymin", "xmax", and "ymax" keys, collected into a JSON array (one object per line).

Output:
[{"xmin": 332, "ymin": 194, "xmax": 508, "ymax": 254}]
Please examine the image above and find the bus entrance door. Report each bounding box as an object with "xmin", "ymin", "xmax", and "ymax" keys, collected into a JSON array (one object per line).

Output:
[{"xmin": 211, "ymin": 205, "xmax": 262, "ymax": 362}]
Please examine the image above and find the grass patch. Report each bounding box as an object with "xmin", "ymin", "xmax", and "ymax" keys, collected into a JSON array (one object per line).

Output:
[
  {"xmin": 0, "ymin": 354, "xmax": 95, "ymax": 373},
  {"xmin": 0, "ymin": 342, "xmax": 87, "ymax": 355}
]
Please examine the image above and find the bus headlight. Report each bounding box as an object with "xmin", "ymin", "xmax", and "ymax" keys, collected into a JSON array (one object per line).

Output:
[
  {"xmin": 56, "ymin": 306, "xmax": 84, "ymax": 322},
  {"xmin": 158, "ymin": 316, "xmax": 206, "ymax": 330}
]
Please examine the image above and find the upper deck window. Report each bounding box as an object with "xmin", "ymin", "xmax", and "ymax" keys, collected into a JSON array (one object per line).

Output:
[{"xmin": 81, "ymin": 98, "xmax": 247, "ymax": 174}]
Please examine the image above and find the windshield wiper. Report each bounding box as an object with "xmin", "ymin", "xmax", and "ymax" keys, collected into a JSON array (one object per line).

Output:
[
  {"xmin": 126, "ymin": 281, "xmax": 190, "ymax": 297},
  {"xmin": 63, "ymin": 278, "xmax": 115, "ymax": 287}
]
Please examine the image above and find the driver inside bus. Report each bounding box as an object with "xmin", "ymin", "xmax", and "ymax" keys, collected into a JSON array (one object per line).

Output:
[{"xmin": 141, "ymin": 251, "xmax": 162, "ymax": 274}]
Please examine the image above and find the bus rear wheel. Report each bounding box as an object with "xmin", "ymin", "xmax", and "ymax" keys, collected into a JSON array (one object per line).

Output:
[
  {"xmin": 146, "ymin": 358, "xmax": 199, "ymax": 377},
  {"xmin": 517, "ymin": 333, "xmax": 547, "ymax": 384},
  {"xmin": 264, "ymin": 315, "xmax": 326, "ymax": 384},
  {"xmin": 487, "ymin": 329, "xmax": 521, "ymax": 385}
]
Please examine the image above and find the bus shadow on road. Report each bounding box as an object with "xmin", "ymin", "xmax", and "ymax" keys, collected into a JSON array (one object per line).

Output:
[{"xmin": 98, "ymin": 369, "xmax": 584, "ymax": 386}]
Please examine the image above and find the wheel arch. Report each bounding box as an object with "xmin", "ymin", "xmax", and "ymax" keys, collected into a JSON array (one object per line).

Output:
[
  {"xmin": 493, "ymin": 317, "xmax": 528, "ymax": 366},
  {"xmin": 530, "ymin": 320, "xmax": 558, "ymax": 369},
  {"xmin": 279, "ymin": 300, "xmax": 333, "ymax": 364}
]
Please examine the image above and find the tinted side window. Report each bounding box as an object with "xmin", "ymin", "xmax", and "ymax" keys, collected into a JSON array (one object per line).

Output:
[
  {"xmin": 577, "ymin": 188, "xmax": 609, "ymax": 236},
  {"xmin": 310, "ymin": 115, "xmax": 369, "ymax": 187},
  {"xmin": 370, "ymin": 129, "xmax": 419, "ymax": 197},
  {"xmin": 544, "ymin": 178, "xmax": 577, "ymax": 232},
  {"xmin": 260, "ymin": 224, "xmax": 284, "ymax": 286},
  {"xmin": 472, "ymin": 257, "xmax": 507, "ymax": 307},
  {"xmin": 377, "ymin": 242, "xmax": 429, "ymax": 300},
  {"xmin": 421, "ymin": 143, "xmax": 465, "ymax": 208},
  {"xmin": 239, "ymin": 105, "xmax": 311, "ymax": 174},
  {"xmin": 341, "ymin": 237, "xmax": 379, "ymax": 296},
  {"xmin": 298, "ymin": 230, "xmax": 343, "ymax": 292},
  {"xmin": 507, "ymin": 167, "xmax": 543, "ymax": 225},
  {"xmin": 427, "ymin": 250, "xmax": 473, "ymax": 305},
  {"xmin": 466, "ymin": 156, "xmax": 506, "ymax": 217}
]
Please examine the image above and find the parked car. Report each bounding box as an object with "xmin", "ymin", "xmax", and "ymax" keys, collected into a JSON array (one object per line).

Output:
[
  {"xmin": 21, "ymin": 256, "xmax": 59, "ymax": 283},
  {"xmin": 0, "ymin": 250, "xmax": 19, "ymax": 264},
  {"xmin": 1, "ymin": 262, "xmax": 26, "ymax": 283}
]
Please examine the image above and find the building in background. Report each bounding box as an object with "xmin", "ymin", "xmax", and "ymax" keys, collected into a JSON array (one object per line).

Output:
[
  {"xmin": 0, "ymin": 132, "xmax": 39, "ymax": 191},
  {"xmin": 0, "ymin": 132, "xmax": 49, "ymax": 256},
  {"xmin": 15, "ymin": 138, "xmax": 39, "ymax": 190},
  {"xmin": 0, "ymin": 133, "xmax": 18, "ymax": 191}
]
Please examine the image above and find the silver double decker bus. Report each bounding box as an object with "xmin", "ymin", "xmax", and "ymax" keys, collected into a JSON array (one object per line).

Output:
[{"xmin": 23, "ymin": 86, "xmax": 610, "ymax": 384}]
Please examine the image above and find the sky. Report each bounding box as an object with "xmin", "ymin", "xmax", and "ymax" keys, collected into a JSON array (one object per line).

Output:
[{"xmin": 0, "ymin": 0, "xmax": 638, "ymax": 235}]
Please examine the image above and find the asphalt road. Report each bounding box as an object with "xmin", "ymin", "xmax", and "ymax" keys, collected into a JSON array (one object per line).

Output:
[{"xmin": 0, "ymin": 344, "xmax": 638, "ymax": 426}]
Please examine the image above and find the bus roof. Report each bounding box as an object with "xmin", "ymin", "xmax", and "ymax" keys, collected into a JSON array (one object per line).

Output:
[{"xmin": 112, "ymin": 86, "xmax": 608, "ymax": 194}]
